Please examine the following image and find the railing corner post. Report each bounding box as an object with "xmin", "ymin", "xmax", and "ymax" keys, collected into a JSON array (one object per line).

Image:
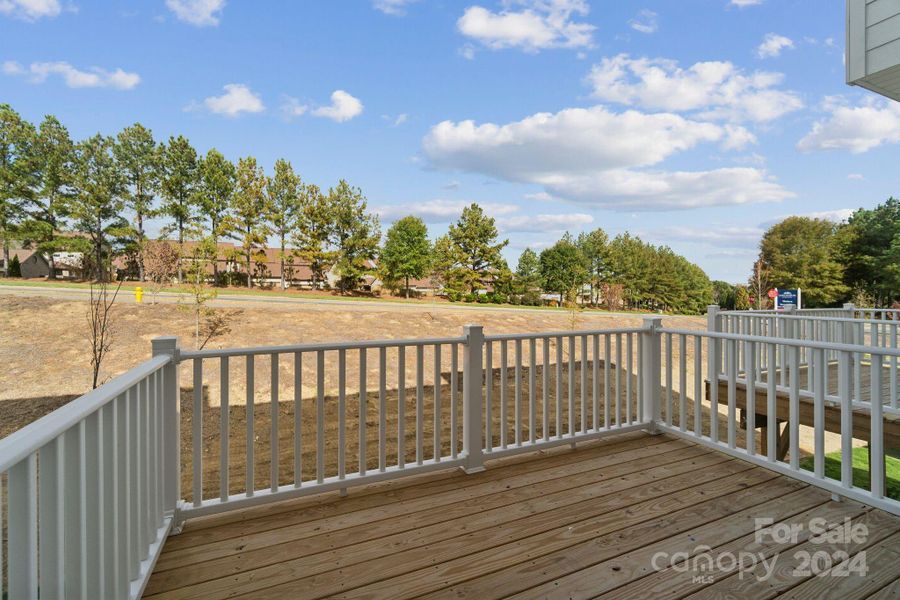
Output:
[
  {"xmin": 843, "ymin": 302, "xmax": 856, "ymax": 319},
  {"xmin": 640, "ymin": 317, "xmax": 663, "ymax": 433},
  {"xmin": 152, "ymin": 336, "xmax": 184, "ymax": 532},
  {"xmin": 706, "ymin": 304, "xmax": 720, "ymax": 333},
  {"xmin": 462, "ymin": 325, "xmax": 485, "ymax": 474}
]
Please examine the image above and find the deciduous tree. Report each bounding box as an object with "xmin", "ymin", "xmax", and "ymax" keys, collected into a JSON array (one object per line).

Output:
[
  {"xmin": 757, "ymin": 217, "xmax": 848, "ymax": 307},
  {"xmin": 380, "ymin": 215, "xmax": 431, "ymax": 298},
  {"xmin": 539, "ymin": 235, "xmax": 587, "ymax": 305}
]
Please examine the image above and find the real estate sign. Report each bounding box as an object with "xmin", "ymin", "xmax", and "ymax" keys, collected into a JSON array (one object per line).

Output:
[{"xmin": 775, "ymin": 288, "xmax": 801, "ymax": 310}]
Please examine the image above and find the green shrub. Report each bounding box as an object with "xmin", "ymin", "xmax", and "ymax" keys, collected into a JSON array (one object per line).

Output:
[{"xmin": 8, "ymin": 254, "xmax": 21, "ymax": 277}]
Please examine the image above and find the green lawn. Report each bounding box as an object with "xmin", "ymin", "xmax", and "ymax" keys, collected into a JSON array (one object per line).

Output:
[{"xmin": 799, "ymin": 447, "xmax": 900, "ymax": 500}]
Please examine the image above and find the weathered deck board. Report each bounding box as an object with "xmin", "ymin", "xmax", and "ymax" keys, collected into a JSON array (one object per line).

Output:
[{"xmin": 145, "ymin": 432, "xmax": 900, "ymax": 600}]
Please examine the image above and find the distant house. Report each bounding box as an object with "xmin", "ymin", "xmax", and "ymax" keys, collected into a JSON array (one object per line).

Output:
[{"xmin": 0, "ymin": 245, "xmax": 84, "ymax": 279}]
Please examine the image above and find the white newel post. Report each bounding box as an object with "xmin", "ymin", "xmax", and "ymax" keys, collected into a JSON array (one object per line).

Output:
[
  {"xmin": 843, "ymin": 302, "xmax": 856, "ymax": 320},
  {"xmin": 462, "ymin": 325, "xmax": 485, "ymax": 473},
  {"xmin": 153, "ymin": 336, "xmax": 183, "ymax": 532},
  {"xmin": 640, "ymin": 317, "xmax": 662, "ymax": 432}
]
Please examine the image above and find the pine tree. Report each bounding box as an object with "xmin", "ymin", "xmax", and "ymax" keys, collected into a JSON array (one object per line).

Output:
[
  {"xmin": 160, "ymin": 135, "xmax": 199, "ymax": 282},
  {"xmin": 16, "ymin": 115, "xmax": 76, "ymax": 279},
  {"xmin": 0, "ymin": 104, "xmax": 38, "ymax": 277},
  {"xmin": 70, "ymin": 135, "xmax": 127, "ymax": 281},
  {"xmin": 292, "ymin": 184, "xmax": 333, "ymax": 290},
  {"xmin": 514, "ymin": 248, "xmax": 540, "ymax": 295},
  {"xmin": 329, "ymin": 180, "xmax": 380, "ymax": 294},
  {"xmin": 196, "ymin": 149, "xmax": 235, "ymax": 286},
  {"xmin": 266, "ymin": 159, "xmax": 303, "ymax": 289},
  {"xmin": 114, "ymin": 123, "xmax": 161, "ymax": 281},
  {"xmin": 228, "ymin": 156, "xmax": 270, "ymax": 288},
  {"xmin": 444, "ymin": 203, "xmax": 508, "ymax": 294}
]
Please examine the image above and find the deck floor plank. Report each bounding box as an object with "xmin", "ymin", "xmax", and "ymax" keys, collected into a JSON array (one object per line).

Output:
[
  {"xmin": 145, "ymin": 432, "xmax": 900, "ymax": 600},
  {"xmin": 161, "ymin": 430, "xmax": 661, "ymax": 552},
  {"xmin": 148, "ymin": 443, "xmax": 708, "ymax": 595},
  {"xmin": 457, "ymin": 485, "xmax": 833, "ymax": 600}
]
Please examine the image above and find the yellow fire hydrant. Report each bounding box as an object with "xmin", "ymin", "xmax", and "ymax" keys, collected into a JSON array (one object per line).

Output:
[{"xmin": 135, "ymin": 286, "xmax": 143, "ymax": 303}]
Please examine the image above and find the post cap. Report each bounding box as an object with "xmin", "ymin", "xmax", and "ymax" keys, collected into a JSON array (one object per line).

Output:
[{"xmin": 152, "ymin": 336, "xmax": 179, "ymax": 356}]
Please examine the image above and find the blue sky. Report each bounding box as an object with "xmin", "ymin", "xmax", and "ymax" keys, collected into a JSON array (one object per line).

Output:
[{"xmin": 2, "ymin": 0, "xmax": 898, "ymax": 283}]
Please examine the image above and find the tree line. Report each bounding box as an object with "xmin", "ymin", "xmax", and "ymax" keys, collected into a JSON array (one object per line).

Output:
[
  {"xmin": 710, "ymin": 199, "xmax": 899, "ymax": 310},
  {"xmin": 0, "ymin": 103, "xmax": 381, "ymax": 290},
  {"xmin": 1, "ymin": 103, "xmax": 714, "ymax": 314}
]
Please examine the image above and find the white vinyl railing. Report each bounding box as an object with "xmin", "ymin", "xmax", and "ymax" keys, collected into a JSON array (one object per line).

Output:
[
  {"xmin": 657, "ymin": 320, "xmax": 900, "ymax": 516},
  {"xmin": 713, "ymin": 306, "xmax": 899, "ymax": 409},
  {"xmin": 2, "ymin": 315, "xmax": 899, "ymax": 598},
  {"xmin": 0, "ymin": 338, "xmax": 179, "ymax": 600}
]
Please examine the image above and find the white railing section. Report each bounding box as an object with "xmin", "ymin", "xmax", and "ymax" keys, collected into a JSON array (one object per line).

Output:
[
  {"xmin": 0, "ymin": 337, "xmax": 179, "ymax": 600},
  {"xmin": 175, "ymin": 333, "xmax": 470, "ymax": 516},
  {"xmin": 2, "ymin": 315, "xmax": 899, "ymax": 598},
  {"xmin": 657, "ymin": 320, "xmax": 900, "ymax": 516},
  {"xmin": 713, "ymin": 306, "xmax": 899, "ymax": 409},
  {"xmin": 480, "ymin": 328, "xmax": 648, "ymax": 460}
]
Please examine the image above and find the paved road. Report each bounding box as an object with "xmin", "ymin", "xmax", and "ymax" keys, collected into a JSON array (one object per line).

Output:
[{"xmin": 0, "ymin": 283, "xmax": 703, "ymax": 322}]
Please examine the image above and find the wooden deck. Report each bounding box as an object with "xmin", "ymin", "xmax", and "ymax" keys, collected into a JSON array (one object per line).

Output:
[
  {"xmin": 145, "ymin": 431, "xmax": 900, "ymax": 599},
  {"xmin": 711, "ymin": 363, "xmax": 900, "ymax": 455}
]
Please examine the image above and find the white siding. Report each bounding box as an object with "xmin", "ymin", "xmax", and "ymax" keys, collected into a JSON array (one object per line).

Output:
[{"xmin": 847, "ymin": 0, "xmax": 900, "ymax": 100}]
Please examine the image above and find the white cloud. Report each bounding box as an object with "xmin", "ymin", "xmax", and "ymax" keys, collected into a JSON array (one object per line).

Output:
[
  {"xmin": 498, "ymin": 212, "xmax": 593, "ymax": 233},
  {"xmin": 426, "ymin": 105, "xmax": 735, "ymax": 178},
  {"xmin": 544, "ymin": 167, "xmax": 792, "ymax": 211},
  {"xmin": 797, "ymin": 97, "xmax": 900, "ymax": 154},
  {"xmin": 311, "ymin": 90, "xmax": 363, "ymax": 122},
  {"xmin": 757, "ymin": 33, "xmax": 794, "ymax": 59},
  {"xmin": 166, "ymin": 0, "xmax": 224, "ymax": 26},
  {"xmin": 628, "ymin": 9, "xmax": 657, "ymax": 34},
  {"xmin": 2, "ymin": 60, "xmax": 24, "ymax": 75},
  {"xmin": 586, "ymin": 54, "xmax": 803, "ymax": 123},
  {"xmin": 760, "ymin": 209, "xmax": 855, "ymax": 228},
  {"xmin": 0, "ymin": 0, "xmax": 61, "ymax": 20},
  {"xmin": 847, "ymin": 173, "xmax": 864, "ymax": 180},
  {"xmin": 3, "ymin": 60, "xmax": 140, "ymax": 89},
  {"xmin": 459, "ymin": 45, "xmax": 477, "ymax": 60},
  {"xmin": 730, "ymin": 0, "xmax": 763, "ymax": 6},
  {"xmin": 373, "ymin": 0, "xmax": 417, "ymax": 16},
  {"xmin": 201, "ymin": 84, "xmax": 264, "ymax": 116},
  {"xmin": 281, "ymin": 96, "xmax": 308, "ymax": 118},
  {"xmin": 423, "ymin": 105, "xmax": 792, "ymax": 211},
  {"xmin": 457, "ymin": 0, "xmax": 595, "ymax": 53},
  {"xmin": 647, "ymin": 225, "xmax": 764, "ymax": 248},
  {"xmin": 376, "ymin": 199, "xmax": 520, "ymax": 223}
]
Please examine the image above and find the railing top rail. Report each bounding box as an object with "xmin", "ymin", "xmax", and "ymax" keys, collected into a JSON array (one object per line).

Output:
[
  {"xmin": 179, "ymin": 335, "xmax": 468, "ymax": 360},
  {"xmin": 662, "ymin": 326, "xmax": 900, "ymax": 357},
  {"xmin": 483, "ymin": 327, "xmax": 645, "ymax": 342},
  {"xmin": 717, "ymin": 312, "xmax": 898, "ymax": 326},
  {"xmin": 0, "ymin": 353, "xmax": 171, "ymax": 473}
]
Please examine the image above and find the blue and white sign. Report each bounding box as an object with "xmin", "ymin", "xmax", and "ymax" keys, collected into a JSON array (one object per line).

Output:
[{"xmin": 775, "ymin": 288, "xmax": 802, "ymax": 310}]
